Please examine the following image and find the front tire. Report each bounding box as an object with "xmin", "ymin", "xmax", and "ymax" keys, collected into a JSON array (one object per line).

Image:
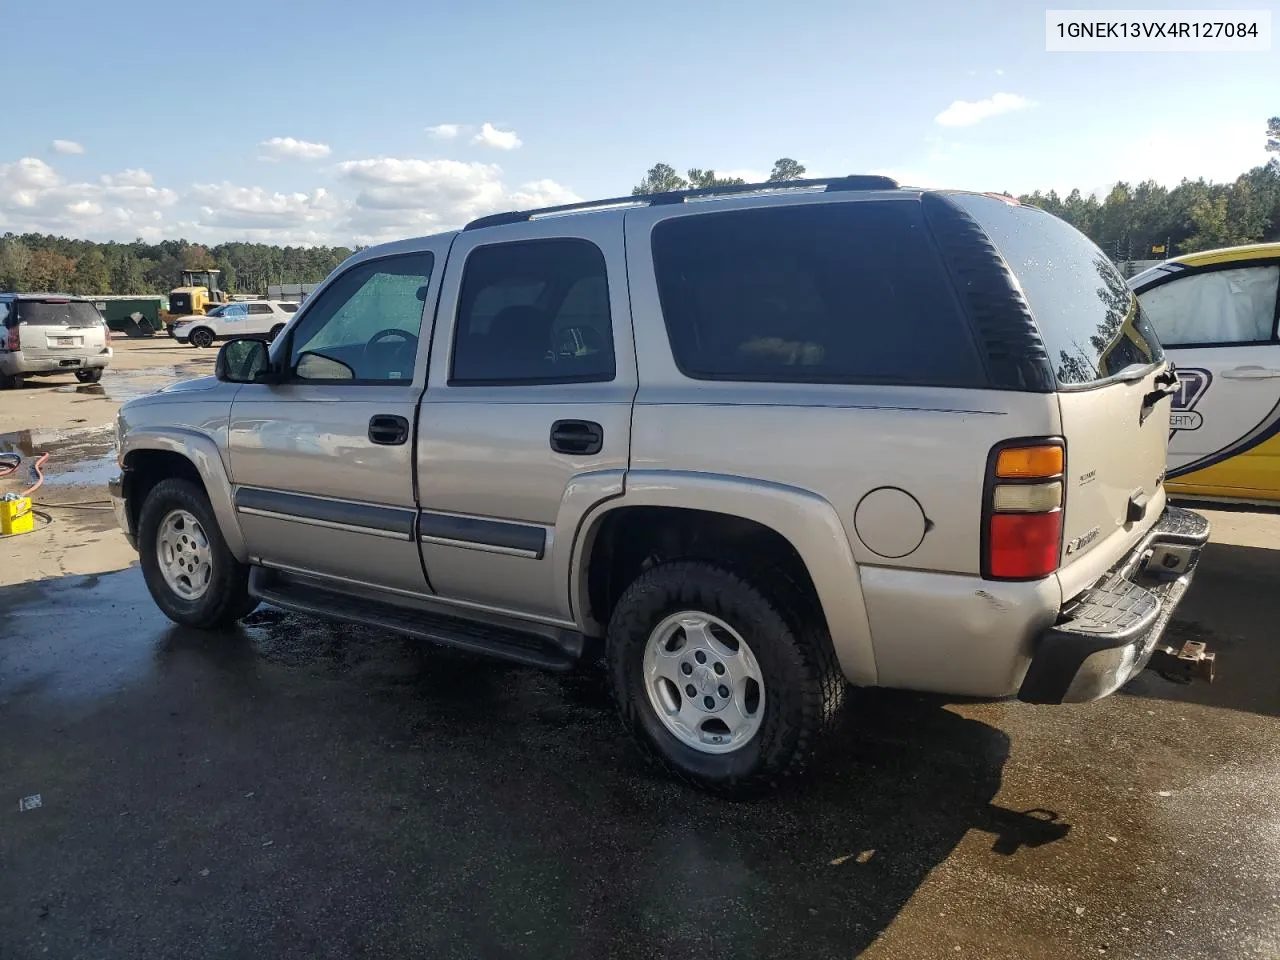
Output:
[
  {"xmin": 188, "ymin": 327, "xmax": 214, "ymax": 349},
  {"xmin": 607, "ymin": 560, "xmax": 844, "ymax": 795},
  {"xmin": 138, "ymin": 478, "xmax": 257, "ymax": 628},
  {"xmin": 75, "ymin": 368, "xmax": 103, "ymax": 384}
]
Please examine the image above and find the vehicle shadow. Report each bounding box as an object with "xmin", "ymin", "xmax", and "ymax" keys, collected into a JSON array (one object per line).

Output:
[
  {"xmin": 1124, "ymin": 540, "xmax": 1280, "ymax": 719},
  {"xmin": 329, "ymin": 642, "xmax": 1069, "ymax": 958}
]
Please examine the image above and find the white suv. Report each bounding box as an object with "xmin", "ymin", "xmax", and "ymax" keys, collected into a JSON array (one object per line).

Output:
[{"xmin": 171, "ymin": 300, "xmax": 299, "ymax": 348}]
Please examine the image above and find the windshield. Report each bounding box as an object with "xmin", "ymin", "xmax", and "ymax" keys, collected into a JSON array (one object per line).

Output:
[{"xmin": 16, "ymin": 300, "xmax": 104, "ymax": 327}]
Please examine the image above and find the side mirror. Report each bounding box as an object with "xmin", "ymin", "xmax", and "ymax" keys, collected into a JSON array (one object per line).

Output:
[{"xmin": 215, "ymin": 337, "xmax": 271, "ymax": 383}]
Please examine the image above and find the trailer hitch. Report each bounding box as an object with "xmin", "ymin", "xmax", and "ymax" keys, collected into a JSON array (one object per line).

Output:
[{"xmin": 1148, "ymin": 639, "xmax": 1216, "ymax": 685}]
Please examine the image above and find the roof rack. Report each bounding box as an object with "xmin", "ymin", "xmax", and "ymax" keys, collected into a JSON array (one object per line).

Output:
[{"xmin": 463, "ymin": 175, "xmax": 900, "ymax": 230}]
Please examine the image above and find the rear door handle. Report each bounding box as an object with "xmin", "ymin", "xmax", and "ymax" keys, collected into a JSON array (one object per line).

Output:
[
  {"xmin": 550, "ymin": 419, "xmax": 603, "ymax": 455},
  {"xmin": 1223, "ymin": 366, "xmax": 1280, "ymax": 380},
  {"xmin": 368, "ymin": 414, "xmax": 410, "ymax": 446}
]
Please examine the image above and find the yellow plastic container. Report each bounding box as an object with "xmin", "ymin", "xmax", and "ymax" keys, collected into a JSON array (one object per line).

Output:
[{"xmin": 1, "ymin": 497, "xmax": 33, "ymax": 537}]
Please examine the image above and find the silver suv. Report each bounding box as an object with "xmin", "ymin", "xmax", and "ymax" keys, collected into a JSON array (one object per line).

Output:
[
  {"xmin": 110, "ymin": 177, "xmax": 1212, "ymax": 793},
  {"xmin": 1, "ymin": 294, "xmax": 113, "ymax": 388}
]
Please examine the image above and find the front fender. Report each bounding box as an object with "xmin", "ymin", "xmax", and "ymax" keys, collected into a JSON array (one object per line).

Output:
[
  {"xmin": 121, "ymin": 428, "xmax": 247, "ymax": 561},
  {"xmin": 569, "ymin": 469, "xmax": 878, "ymax": 686}
]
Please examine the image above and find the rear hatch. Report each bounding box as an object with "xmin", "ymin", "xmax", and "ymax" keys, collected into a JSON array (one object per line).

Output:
[
  {"xmin": 16, "ymin": 298, "xmax": 109, "ymax": 361},
  {"xmin": 951, "ymin": 194, "xmax": 1171, "ymax": 593}
]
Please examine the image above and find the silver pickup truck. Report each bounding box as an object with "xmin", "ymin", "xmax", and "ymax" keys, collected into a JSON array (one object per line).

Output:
[{"xmin": 111, "ymin": 177, "xmax": 1212, "ymax": 793}]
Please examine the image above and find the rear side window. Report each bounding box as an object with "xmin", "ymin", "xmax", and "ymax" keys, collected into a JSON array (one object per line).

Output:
[
  {"xmin": 950, "ymin": 194, "xmax": 1164, "ymax": 386},
  {"xmin": 650, "ymin": 201, "xmax": 986, "ymax": 386},
  {"xmin": 451, "ymin": 239, "xmax": 615, "ymax": 385},
  {"xmin": 15, "ymin": 300, "xmax": 103, "ymax": 326},
  {"xmin": 280, "ymin": 303, "xmax": 300, "ymax": 313},
  {"xmin": 1138, "ymin": 265, "xmax": 1279, "ymax": 346}
]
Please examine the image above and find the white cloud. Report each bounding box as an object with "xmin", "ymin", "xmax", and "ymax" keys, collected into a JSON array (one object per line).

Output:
[
  {"xmin": 995, "ymin": 68, "xmax": 1005, "ymax": 76},
  {"xmin": 504, "ymin": 179, "xmax": 581, "ymax": 210},
  {"xmin": 426, "ymin": 124, "xmax": 463, "ymax": 140},
  {"xmin": 52, "ymin": 140, "xmax": 85, "ymax": 155},
  {"xmin": 472, "ymin": 123, "xmax": 522, "ymax": 150},
  {"xmin": 0, "ymin": 158, "xmax": 175, "ymax": 239},
  {"xmin": 720, "ymin": 168, "xmax": 770, "ymax": 185},
  {"xmin": 100, "ymin": 169, "xmax": 155, "ymax": 189},
  {"xmin": 935, "ymin": 92, "xmax": 1033, "ymax": 127},
  {"xmin": 257, "ymin": 137, "xmax": 332, "ymax": 161},
  {"xmin": 190, "ymin": 182, "xmax": 341, "ymax": 226},
  {"xmin": 0, "ymin": 149, "xmax": 580, "ymax": 246},
  {"xmin": 335, "ymin": 156, "xmax": 576, "ymax": 242}
]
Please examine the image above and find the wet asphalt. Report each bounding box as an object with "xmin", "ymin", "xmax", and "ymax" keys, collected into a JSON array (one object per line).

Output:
[{"xmin": 1, "ymin": 540, "xmax": 1278, "ymax": 959}]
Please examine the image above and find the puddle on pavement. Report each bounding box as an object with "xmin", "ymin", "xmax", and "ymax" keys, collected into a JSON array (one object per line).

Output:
[
  {"xmin": 0, "ymin": 424, "xmax": 117, "ymax": 488},
  {"xmin": 49, "ymin": 360, "xmax": 213, "ymax": 404},
  {"xmin": 4, "ymin": 358, "xmax": 214, "ymax": 489}
]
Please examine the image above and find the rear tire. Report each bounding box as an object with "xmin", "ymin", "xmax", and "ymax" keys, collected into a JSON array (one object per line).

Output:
[
  {"xmin": 607, "ymin": 560, "xmax": 844, "ymax": 795},
  {"xmin": 188, "ymin": 327, "xmax": 214, "ymax": 349},
  {"xmin": 268, "ymin": 324, "xmax": 285, "ymax": 341},
  {"xmin": 138, "ymin": 478, "xmax": 256, "ymax": 629},
  {"xmin": 0, "ymin": 371, "xmax": 18, "ymax": 390},
  {"xmin": 75, "ymin": 369, "xmax": 103, "ymax": 384}
]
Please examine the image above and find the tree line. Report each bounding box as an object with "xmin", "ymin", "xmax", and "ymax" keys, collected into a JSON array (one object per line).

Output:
[
  {"xmin": 0, "ymin": 237, "xmax": 355, "ymax": 298},
  {"xmin": 2, "ymin": 121, "xmax": 1277, "ymax": 297}
]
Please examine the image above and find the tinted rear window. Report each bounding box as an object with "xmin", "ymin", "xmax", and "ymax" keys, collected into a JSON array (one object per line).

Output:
[
  {"xmin": 16, "ymin": 300, "xmax": 103, "ymax": 326},
  {"xmin": 650, "ymin": 201, "xmax": 987, "ymax": 386},
  {"xmin": 949, "ymin": 194, "xmax": 1163, "ymax": 386}
]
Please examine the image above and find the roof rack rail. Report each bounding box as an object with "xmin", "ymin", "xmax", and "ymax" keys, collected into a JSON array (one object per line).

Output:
[{"xmin": 463, "ymin": 175, "xmax": 900, "ymax": 230}]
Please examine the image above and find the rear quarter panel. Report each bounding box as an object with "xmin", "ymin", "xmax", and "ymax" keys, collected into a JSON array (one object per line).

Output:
[{"xmin": 629, "ymin": 382, "xmax": 1062, "ymax": 577}]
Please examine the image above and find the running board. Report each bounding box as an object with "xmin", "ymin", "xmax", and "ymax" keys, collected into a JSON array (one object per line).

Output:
[{"xmin": 249, "ymin": 567, "xmax": 583, "ymax": 672}]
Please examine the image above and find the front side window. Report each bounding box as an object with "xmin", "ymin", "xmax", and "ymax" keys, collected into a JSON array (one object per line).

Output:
[
  {"xmin": 651, "ymin": 201, "xmax": 987, "ymax": 386},
  {"xmin": 451, "ymin": 239, "xmax": 615, "ymax": 385},
  {"xmin": 287, "ymin": 252, "xmax": 434, "ymax": 383},
  {"xmin": 1138, "ymin": 265, "xmax": 1279, "ymax": 346}
]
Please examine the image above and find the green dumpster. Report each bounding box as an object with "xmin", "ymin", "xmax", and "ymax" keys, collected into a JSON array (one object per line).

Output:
[{"xmin": 92, "ymin": 296, "xmax": 167, "ymax": 337}]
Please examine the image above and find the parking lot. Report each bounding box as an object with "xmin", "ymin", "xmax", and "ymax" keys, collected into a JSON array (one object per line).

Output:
[{"xmin": 2, "ymin": 339, "xmax": 1279, "ymax": 959}]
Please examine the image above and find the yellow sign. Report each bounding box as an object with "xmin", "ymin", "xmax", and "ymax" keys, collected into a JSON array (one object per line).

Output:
[{"xmin": 1152, "ymin": 245, "xmax": 1166, "ymax": 254}]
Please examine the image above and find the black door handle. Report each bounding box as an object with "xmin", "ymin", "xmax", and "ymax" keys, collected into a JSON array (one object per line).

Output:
[
  {"xmin": 368, "ymin": 414, "xmax": 410, "ymax": 446},
  {"xmin": 550, "ymin": 419, "xmax": 603, "ymax": 455}
]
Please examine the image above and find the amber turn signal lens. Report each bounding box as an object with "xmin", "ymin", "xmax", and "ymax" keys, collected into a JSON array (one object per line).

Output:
[{"xmin": 995, "ymin": 445, "xmax": 1063, "ymax": 479}]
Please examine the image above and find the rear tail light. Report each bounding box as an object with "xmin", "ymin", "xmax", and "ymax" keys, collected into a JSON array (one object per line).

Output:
[
  {"xmin": 5, "ymin": 327, "xmax": 18, "ymax": 351},
  {"xmin": 983, "ymin": 439, "xmax": 1065, "ymax": 580}
]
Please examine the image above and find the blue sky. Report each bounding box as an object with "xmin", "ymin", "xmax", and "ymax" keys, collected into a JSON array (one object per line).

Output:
[{"xmin": 1, "ymin": 0, "xmax": 1275, "ymax": 246}]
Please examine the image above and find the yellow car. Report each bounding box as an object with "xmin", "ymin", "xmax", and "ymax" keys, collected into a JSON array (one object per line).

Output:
[{"xmin": 1130, "ymin": 243, "xmax": 1280, "ymax": 504}]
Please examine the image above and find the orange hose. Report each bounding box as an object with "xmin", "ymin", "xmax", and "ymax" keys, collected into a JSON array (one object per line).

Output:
[{"xmin": 19, "ymin": 453, "xmax": 49, "ymax": 498}]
